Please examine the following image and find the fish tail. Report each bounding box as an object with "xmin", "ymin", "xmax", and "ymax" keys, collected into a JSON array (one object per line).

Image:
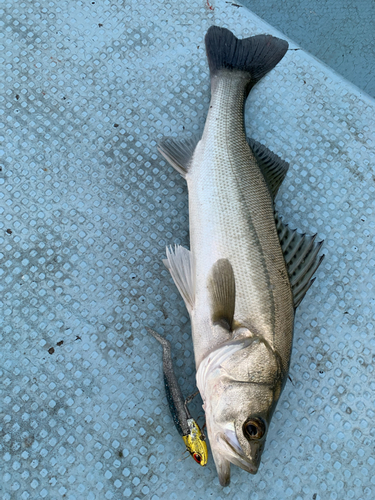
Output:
[{"xmin": 205, "ymin": 26, "xmax": 288, "ymax": 91}]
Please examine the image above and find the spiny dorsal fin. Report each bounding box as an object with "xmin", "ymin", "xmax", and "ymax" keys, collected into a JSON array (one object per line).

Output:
[
  {"xmin": 158, "ymin": 137, "xmax": 198, "ymax": 179},
  {"xmin": 275, "ymin": 213, "xmax": 324, "ymax": 309},
  {"xmin": 163, "ymin": 245, "xmax": 195, "ymax": 312},
  {"xmin": 207, "ymin": 259, "xmax": 235, "ymax": 331},
  {"xmin": 248, "ymin": 138, "xmax": 289, "ymax": 199}
]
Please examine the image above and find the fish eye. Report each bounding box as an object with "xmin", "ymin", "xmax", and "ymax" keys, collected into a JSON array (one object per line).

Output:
[
  {"xmin": 193, "ymin": 453, "xmax": 202, "ymax": 464},
  {"xmin": 243, "ymin": 417, "xmax": 266, "ymax": 440}
]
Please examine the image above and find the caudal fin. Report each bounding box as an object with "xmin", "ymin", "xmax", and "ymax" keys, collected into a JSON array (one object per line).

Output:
[{"xmin": 205, "ymin": 26, "xmax": 288, "ymax": 88}]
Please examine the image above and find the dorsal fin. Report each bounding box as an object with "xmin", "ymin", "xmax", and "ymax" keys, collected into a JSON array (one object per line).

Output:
[
  {"xmin": 248, "ymin": 138, "xmax": 289, "ymax": 199},
  {"xmin": 207, "ymin": 259, "xmax": 235, "ymax": 331},
  {"xmin": 163, "ymin": 245, "xmax": 195, "ymax": 312},
  {"xmin": 158, "ymin": 137, "xmax": 198, "ymax": 178},
  {"xmin": 275, "ymin": 213, "xmax": 324, "ymax": 309}
]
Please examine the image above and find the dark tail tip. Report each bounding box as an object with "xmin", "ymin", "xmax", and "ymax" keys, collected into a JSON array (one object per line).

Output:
[{"xmin": 205, "ymin": 26, "xmax": 288, "ymax": 85}]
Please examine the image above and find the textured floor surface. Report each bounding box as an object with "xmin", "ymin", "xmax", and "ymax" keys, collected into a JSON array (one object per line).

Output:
[
  {"xmin": 240, "ymin": 0, "xmax": 375, "ymax": 99},
  {"xmin": 1, "ymin": 0, "xmax": 375, "ymax": 499}
]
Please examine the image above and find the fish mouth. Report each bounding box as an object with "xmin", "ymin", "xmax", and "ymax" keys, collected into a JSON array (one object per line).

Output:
[{"xmin": 217, "ymin": 432, "xmax": 259, "ymax": 475}]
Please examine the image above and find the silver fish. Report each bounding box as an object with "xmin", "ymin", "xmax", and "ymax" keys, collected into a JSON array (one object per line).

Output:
[{"xmin": 158, "ymin": 26, "xmax": 324, "ymax": 486}]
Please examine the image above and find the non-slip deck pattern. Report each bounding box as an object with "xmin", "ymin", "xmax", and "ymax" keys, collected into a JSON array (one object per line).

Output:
[{"xmin": 1, "ymin": 1, "xmax": 375, "ymax": 499}]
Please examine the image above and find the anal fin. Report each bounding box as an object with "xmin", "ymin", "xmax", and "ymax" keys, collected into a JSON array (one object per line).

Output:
[
  {"xmin": 163, "ymin": 245, "xmax": 195, "ymax": 312},
  {"xmin": 207, "ymin": 259, "xmax": 235, "ymax": 331},
  {"xmin": 158, "ymin": 137, "xmax": 198, "ymax": 179}
]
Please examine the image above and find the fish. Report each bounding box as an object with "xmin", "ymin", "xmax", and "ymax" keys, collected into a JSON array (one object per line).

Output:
[
  {"xmin": 146, "ymin": 327, "xmax": 208, "ymax": 466},
  {"xmin": 157, "ymin": 26, "xmax": 324, "ymax": 485}
]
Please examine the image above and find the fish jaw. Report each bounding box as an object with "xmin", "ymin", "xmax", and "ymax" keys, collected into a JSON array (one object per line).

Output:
[
  {"xmin": 211, "ymin": 445, "xmax": 231, "ymax": 487},
  {"xmin": 210, "ymin": 430, "xmax": 261, "ymax": 486},
  {"xmin": 196, "ymin": 337, "xmax": 284, "ymax": 484}
]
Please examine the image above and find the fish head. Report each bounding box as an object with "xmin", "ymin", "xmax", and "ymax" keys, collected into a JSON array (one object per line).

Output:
[
  {"xmin": 207, "ymin": 381, "xmax": 276, "ymax": 485},
  {"xmin": 182, "ymin": 418, "xmax": 208, "ymax": 466},
  {"xmin": 197, "ymin": 336, "xmax": 285, "ymax": 485}
]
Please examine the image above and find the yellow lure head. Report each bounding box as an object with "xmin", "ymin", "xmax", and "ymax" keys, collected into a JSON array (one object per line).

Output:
[{"xmin": 182, "ymin": 418, "xmax": 208, "ymax": 466}]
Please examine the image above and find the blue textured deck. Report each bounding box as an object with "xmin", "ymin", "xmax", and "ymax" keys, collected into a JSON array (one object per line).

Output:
[
  {"xmin": 1, "ymin": 1, "xmax": 375, "ymax": 499},
  {"xmin": 240, "ymin": 0, "xmax": 375, "ymax": 99}
]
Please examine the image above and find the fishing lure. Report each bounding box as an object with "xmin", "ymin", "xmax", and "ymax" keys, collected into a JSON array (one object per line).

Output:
[{"xmin": 146, "ymin": 328, "xmax": 208, "ymax": 466}]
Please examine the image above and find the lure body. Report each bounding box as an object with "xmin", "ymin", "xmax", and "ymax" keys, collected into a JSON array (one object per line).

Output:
[{"xmin": 147, "ymin": 328, "xmax": 208, "ymax": 466}]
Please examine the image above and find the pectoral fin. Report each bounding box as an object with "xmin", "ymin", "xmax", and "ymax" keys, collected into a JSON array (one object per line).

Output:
[{"xmin": 208, "ymin": 259, "xmax": 235, "ymax": 331}]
